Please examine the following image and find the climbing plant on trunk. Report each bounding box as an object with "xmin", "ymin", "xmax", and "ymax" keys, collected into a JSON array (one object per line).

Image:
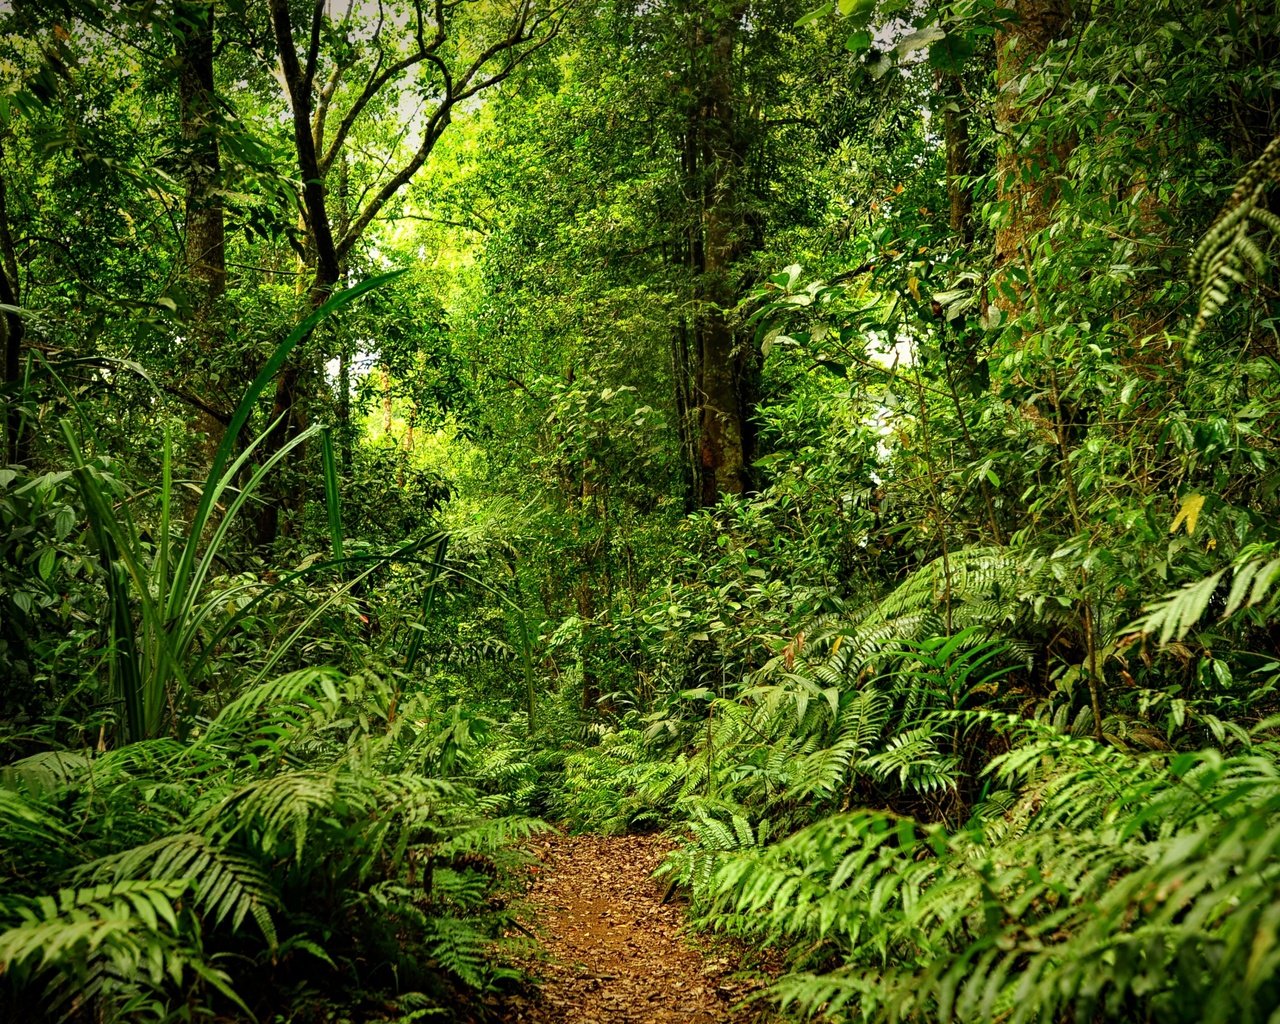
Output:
[{"xmin": 685, "ymin": 1, "xmax": 755, "ymax": 506}]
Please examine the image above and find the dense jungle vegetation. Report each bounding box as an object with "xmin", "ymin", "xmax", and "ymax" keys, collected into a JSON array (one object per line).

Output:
[{"xmin": 2, "ymin": 0, "xmax": 1279, "ymax": 1020}]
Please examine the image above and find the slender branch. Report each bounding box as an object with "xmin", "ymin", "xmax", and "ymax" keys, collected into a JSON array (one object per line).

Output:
[
  {"xmin": 160, "ymin": 382, "xmax": 231, "ymax": 426},
  {"xmin": 320, "ymin": 49, "xmax": 404, "ymax": 175},
  {"xmin": 303, "ymin": 0, "xmax": 325, "ymax": 97},
  {"xmin": 313, "ymin": 62, "xmax": 346, "ymax": 156},
  {"xmin": 1021, "ymin": 238, "xmax": 1104, "ymax": 742},
  {"xmin": 1, "ymin": 137, "xmax": 26, "ymax": 464},
  {"xmin": 391, "ymin": 212, "xmax": 492, "ymax": 234},
  {"xmin": 269, "ymin": 0, "xmax": 340, "ymax": 293},
  {"xmin": 338, "ymin": 105, "xmax": 452, "ymax": 260},
  {"xmin": 336, "ymin": 6, "xmax": 566, "ymax": 251},
  {"xmin": 319, "ymin": 0, "xmax": 447, "ymax": 175}
]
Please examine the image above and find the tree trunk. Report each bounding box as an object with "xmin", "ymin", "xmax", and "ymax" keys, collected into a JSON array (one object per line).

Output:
[
  {"xmin": 0, "ymin": 138, "xmax": 24, "ymax": 466},
  {"xmin": 691, "ymin": 6, "xmax": 753, "ymax": 507},
  {"xmin": 174, "ymin": 0, "xmax": 228, "ymax": 465},
  {"xmin": 993, "ymin": 0, "xmax": 1072, "ymax": 309},
  {"xmin": 670, "ymin": 320, "xmax": 698, "ymax": 512},
  {"xmin": 940, "ymin": 70, "xmax": 973, "ymax": 243},
  {"xmin": 255, "ymin": 0, "xmax": 343, "ymax": 547},
  {"xmin": 259, "ymin": 0, "xmax": 559, "ymax": 545}
]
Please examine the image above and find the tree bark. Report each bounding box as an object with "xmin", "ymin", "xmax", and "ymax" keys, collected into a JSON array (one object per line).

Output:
[
  {"xmin": 690, "ymin": 5, "xmax": 754, "ymax": 507},
  {"xmin": 940, "ymin": 70, "xmax": 973, "ymax": 243},
  {"xmin": 670, "ymin": 320, "xmax": 698, "ymax": 511},
  {"xmin": 175, "ymin": 0, "xmax": 229, "ymax": 467},
  {"xmin": 993, "ymin": 0, "xmax": 1072, "ymax": 310}
]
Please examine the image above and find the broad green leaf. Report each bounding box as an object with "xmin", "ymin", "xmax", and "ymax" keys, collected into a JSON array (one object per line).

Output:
[
  {"xmin": 845, "ymin": 30, "xmax": 873, "ymax": 51},
  {"xmin": 895, "ymin": 24, "xmax": 945, "ymax": 59},
  {"xmin": 795, "ymin": 2, "xmax": 835, "ymax": 27},
  {"xmin": 928, "ymin": 33, "xmax": 975, "ymax": 72}
]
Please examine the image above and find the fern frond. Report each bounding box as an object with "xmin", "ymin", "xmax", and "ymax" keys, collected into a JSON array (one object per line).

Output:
[
  {"xmin": 422, "ymin": 915, "xmax": 494, "ymax": 990},
  {"xmin": 701, "ymin": 731, "xmax": 1280, "ymax": 1023},
  {"xmin": 0, "ymin": 751, "xmax": 91, "ymax": 797},
  {"xmin": 1189, "ymin": 132, "xmax": 1280, "ymax": 339},
  {"xmin": 1133, "ymin": 545, "xmax": 1280, "ymax": 643},
  {"xmin": 0, "ymin": 788, "xmax": 74, "ymax": 848},
  {"xmin": 0, "ymin": 880, "xmax": 187, "ymax": 984},
  {"xmin": 79, "ymin": 833, "xmax": 279, "ymax": 947}
]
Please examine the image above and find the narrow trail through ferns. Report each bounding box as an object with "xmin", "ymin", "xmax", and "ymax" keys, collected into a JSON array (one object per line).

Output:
[{"xmin": 503, "ymin": 832, "xmax": 772, "ymax": 1024}]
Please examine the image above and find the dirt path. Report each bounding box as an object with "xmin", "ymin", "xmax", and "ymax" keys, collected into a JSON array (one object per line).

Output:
[{"xmin": 502, "ymin": 832, "xmax": 771, "ymax": 1024}]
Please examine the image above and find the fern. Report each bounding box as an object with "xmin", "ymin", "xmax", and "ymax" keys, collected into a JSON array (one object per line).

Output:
[
  {"xmin": 0, "ymin": 751, "xmax": 91, "ymax": 797},
  {"xmin": 0, "ymin": 788, "xmax": 73, "ymax": 848},
  {"xmin": 79, "ymin": 833, "xmax": 280, "ymax": 947},
  {"xmin": 861, "ymin": 728, "xmax": 960, "ymax": 794},
  {"xmin": 1133, "ymin": 543, "xmax": 1280, "ymax": 643},
  {"xmin": 0, "ymin": 879, "xmax": 248, "ymax": 1016},
  {"xmin": 763, "ymin": 550, "xmax": 1042, "ymax": 692},
  {"xmin": 197, "ymin": 666, "xmax": 357, "ymax": 760},
  {"xmin": 696, "ymin": 724, "xmax": 1280, "ymax": 1023},
  {"xmin": 437, "ymin": 814, "xmax": 548, "ymax": 856},
  {"xmin": 0, "ymin": 665, "xmax": 535, "ymax": 1020},
  {"xmin": 421, "ymin": 915, "xmax": 497, "ymax": 991},
  {"xmin": 1189, "ymin": 132, "xmax": 1280, "ymax": 339}
]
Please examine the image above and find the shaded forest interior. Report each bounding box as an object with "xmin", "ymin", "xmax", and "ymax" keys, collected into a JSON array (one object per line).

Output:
[{"xmin": 2, "ymin": 1, "xmax": 1280, "ymax": 1022}]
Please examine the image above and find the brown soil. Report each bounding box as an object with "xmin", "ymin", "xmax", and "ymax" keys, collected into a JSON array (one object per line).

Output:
[{"xmin": 501, "ymin": 832, "xmax": 774, "ymax": 1024}]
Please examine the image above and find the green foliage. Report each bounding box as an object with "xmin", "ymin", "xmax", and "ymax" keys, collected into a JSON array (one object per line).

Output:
[
  {"xmin": 1190, "ymin": 132, "xmax": 1280, "ymax": 340},
  {"xmin": 691, "ymin": 721, "xmax": 1280, "ymax": 1024},
  {"xmin": 1135, "ymin": 541, "xmax": 1280, "ymax": 644},
  {"xmin": 5, "ymin": 1, "xmax": 1280, "ymax": 1022},
  {"xmin": 53, "ymin": 274, "xmax": 403, "ymax": 742},
  {"xmin": 0, "ymin": 667, "xmax": 546, "ymax": 1021}
]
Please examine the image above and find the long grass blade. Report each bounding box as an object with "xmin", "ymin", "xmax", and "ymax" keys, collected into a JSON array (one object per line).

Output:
[
  {"xmin": 320, "ymin": 427, "xmax": 345, "ymax": 564},
  {"xmin": 404, "ymin": 535, "xmax": 448, "ymax": 674},
  {"xmin": 183, "ymin": 534, "xmax": 444, "ymax": 685},
  {"xmin": 175, "ymin": 420, "xmax": 321, "ymax": 645},
  {"xmin": 60, "ymin": 420, "xmax": 160, "ymax": 740},
  {"xmin": 170, "ymin": 271, "xmax": 406, "ymax": 623}
]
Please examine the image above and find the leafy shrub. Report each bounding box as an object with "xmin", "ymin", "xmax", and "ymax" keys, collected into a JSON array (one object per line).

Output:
[
  {"xmin": 0, "ymin": 667, "xmax": 546, "ymax": 1022},
  {"xmin": 673, "ymin": 714, "xmax": 1280, "ymax": 1023}
]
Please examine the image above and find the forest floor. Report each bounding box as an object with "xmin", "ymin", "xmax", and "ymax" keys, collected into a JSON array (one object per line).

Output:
[{"xmin": 499, "ymin": 832, "xmax": 776, "ymax": 1024}]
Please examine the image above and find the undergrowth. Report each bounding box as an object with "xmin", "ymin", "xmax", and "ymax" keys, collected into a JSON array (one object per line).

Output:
[{"xmin": 0, "ymin": 667, "xmax": 548, "ymax": 1021}]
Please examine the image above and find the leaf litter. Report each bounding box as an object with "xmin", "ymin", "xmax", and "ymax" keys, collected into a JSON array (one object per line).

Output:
[{"xmin": 500, "ymin": 832, "xmax": 777, "ymax": 1024}]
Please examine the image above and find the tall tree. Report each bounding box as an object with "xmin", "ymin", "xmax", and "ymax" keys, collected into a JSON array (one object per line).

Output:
[
  {"xmin": 174, "ymin": 0, "xmax": 228, "ymax": 463},
  {"xmin": 685, "ymin": 1, "xmax": 756, "ymax": 506},
  {"xmin": 992, "ymin": 0, "xmax": 1072, "ymax": 308},
  {"xmin": 257, "ymin": 0, "xmax": 569, "ymax": 544}
]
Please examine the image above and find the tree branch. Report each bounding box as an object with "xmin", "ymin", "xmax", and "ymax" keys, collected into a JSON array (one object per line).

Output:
[
  {"xmin": 303, "ymin": 0, "xmax": 325, "ymax": 97},
  {"xmin": 318, "ymin": 0, "xmax": 447, "ymax": 176},
  {"xmin": 269, "ymin": 0, "xmax": 340, "ymax": 294},
  {"xmin": 338, "ymin": 103, "xmax": 453, "ymax": 260},
  {"xmin": 391, "ymin": 212, "xmax": 492, "ymax": 234},
  {"xmin": 336, "ymin": 2, "xmax": 570, "ymax": 256},
  {"xmin": 160, "ymin": 382, "xmax": 231, "ymax": 426},
  {"xmin": 313, "ymin": 62, "xmax": 346, "ymax": 157}
]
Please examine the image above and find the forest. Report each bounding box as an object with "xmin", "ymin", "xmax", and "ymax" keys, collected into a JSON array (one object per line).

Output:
[{"xmin": 1, "ymin": 0, "xmax": 1279, "ymax": 1021}]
